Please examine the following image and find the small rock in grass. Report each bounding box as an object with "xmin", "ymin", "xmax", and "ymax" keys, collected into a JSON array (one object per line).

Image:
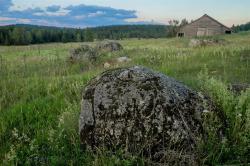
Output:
[
  {"xmin": 230, "ymin": 83, "xmax": 250, "ymax": 95},
  {"xmin": 116, "ymin": 56, "xmax": 131, "ymax": 63},
  {"xmin": 103, "ymin": 62, "xmax": 111, "ymax": 69},
  {"xmin": 189, "ymin": 38, "xmax": 225, "ymax": 47}
]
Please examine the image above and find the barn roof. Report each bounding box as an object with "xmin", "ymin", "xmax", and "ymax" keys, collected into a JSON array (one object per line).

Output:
[{"xmin": 183, "ymin": 14, "xmax": 231, "ymax": 30}]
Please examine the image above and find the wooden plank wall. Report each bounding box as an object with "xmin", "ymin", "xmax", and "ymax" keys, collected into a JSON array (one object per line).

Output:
[{"xmin": 179, "ymin": 15, "xmax": 230, "ymax": 37}]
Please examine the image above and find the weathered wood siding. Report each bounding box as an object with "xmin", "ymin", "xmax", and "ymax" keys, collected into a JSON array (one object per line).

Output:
[{"xmin": 179, "ymin": 15, "xmax": 231, "ymax": 37}]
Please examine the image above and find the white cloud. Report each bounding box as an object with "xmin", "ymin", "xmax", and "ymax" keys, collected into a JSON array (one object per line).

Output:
[
  {"xmin": 87, "ymin": 11, "xmax": 105, "ymax": 18},
  {"xmin": 17, "ymin": 18, "xmax": 31, "ymax": 23},
  {"xmin": 0, "ymin": 0, "xmax": 142, "ymax": 27},
  {"xmin": 0, "ymin": 16, "xmax": 16, "ymax": 21},
  {"xmin": 74, "ymin": 15, "xmax": 86, "ymax": 20}
]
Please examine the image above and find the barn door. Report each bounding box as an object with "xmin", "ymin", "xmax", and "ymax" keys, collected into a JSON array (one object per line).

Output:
[{"xmin": 197, "ymin": 28, "xmax": 206, "ymax": 36}]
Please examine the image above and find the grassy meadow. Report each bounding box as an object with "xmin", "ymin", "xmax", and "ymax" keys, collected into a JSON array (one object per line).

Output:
[{"xmin": 0, "ymin": 32, "xmax": 250, "ymax": 165}]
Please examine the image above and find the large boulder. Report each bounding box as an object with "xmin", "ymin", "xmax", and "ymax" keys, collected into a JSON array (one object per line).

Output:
[
  {"xmin": 69, "ymin": 45, "xmax": 98, "ymax": 62},
  {"xmin": 96, "ymin": 41, "xmax": 123, "ymax": 52},
  {"xmin": 79, "ymin": 66, "xmax": 223, "ymax": 164},
  {"xmin": 69, "ymin": 41, "xmax": 123, "ymax": 63}
]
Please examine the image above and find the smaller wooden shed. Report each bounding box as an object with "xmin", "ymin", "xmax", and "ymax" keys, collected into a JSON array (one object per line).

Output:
[{"xmin": 178, "ymin": 14, "xmax": 232, "ymax": 37}]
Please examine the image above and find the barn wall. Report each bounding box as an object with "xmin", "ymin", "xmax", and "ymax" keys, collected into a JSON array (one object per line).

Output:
[{"xmin": 179, "ymin": 15, "xmax": 230, "ymax": 37}]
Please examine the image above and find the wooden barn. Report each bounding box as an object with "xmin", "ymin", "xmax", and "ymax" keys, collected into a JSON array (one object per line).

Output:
[{"xmin": 178, "ymin": 14, "xmax": 232, "ymax": 37}]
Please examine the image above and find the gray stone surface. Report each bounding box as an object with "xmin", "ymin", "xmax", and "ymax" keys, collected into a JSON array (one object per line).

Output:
[
  {"xmin": 189, "ymin": 38, "xmax": 225, "ymax": 47},
  {"xmin": 69, "ymin": 41, "xmax": 123, "ymax": 62},
  {"xmin": 96, "ymin": 41, "xmax": 123, "ymax": 52},
  {"xmin": 230, "ymin": 83, "xmax": 250, "ymax": 95},
  {"xmin": 79, "ymin": 66, "xmax": 221, "ymax": 163},
  {"xmin": 69, "ymin": 45, "xmax": 98, "ymax": 62}
]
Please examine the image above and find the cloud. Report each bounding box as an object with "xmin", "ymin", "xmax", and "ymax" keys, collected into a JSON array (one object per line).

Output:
[
  {"xmin": 0, "ymin": 0, "xmax": 141, "ymax": 27},
  {"xmin": 0, "ymin": 0, "xmax": 13, "ymax": 12},
  {"xmin": 64, "ymin": 4, "xmax": 136, "ymax": 19},
  {"xmin": 46, "ymin": 5, "xmax": 60, "ymax": 12},
  {"xmin": 88, "ymin": 11, "xmax": 105, "ymax": 18},
  {"xmin": 0, "ymin": 16, "xmax": 31, "ymax": 24}
]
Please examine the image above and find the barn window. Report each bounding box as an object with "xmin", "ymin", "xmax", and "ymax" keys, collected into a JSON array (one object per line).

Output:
[
  {"xmin": 178, "ymin": 33, "xmax": 184, "ymax": 37},
  {"xmin": 225, "ymin": 30, "xmax": 231, "ymax": 34}
]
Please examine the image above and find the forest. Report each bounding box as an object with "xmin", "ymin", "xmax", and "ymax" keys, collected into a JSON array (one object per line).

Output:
[
  {"xmin": 0, "ymin": 24, "xmax": 168, "ymax": 45},
  {"xmin": 232, "ymin": 22, "xmax": 250, "ymax": 32}
]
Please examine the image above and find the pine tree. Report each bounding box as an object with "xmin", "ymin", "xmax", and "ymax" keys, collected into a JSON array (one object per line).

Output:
[
  {"xmin": 76, "ymin": 33, "xmax": 82, "ymax": 42},
  {"xmin": 84, "ymin": 28, "xmax": 94, "ymax": 42}
]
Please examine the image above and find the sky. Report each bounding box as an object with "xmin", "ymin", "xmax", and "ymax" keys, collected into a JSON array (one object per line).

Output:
[{"xmin": 0, "ymin": 0, "xmax": 249, "ymax": 27}]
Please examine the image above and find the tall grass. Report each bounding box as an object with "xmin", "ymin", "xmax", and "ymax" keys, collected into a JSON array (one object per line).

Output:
[
  {"xmin": 198, "ymin": 68, "xmax": 250, "ymax": 165},
  {"xmin": 0, "ymin": 31, "xmax": 250, "ymax": 165}
]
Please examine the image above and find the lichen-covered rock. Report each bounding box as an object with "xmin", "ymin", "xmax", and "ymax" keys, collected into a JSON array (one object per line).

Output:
[
  {"xmin": 103, "ymin": 62, "xmax": 111, "ymax": 69},
  {"xmin": 230, "ymin": 83, "xmax": 250, "ymax": 95},
  {"xmin": 69, "ymin": 45, "xmax": 98, "ymax": 62},
  {"xmin": 96, "ymin": 41, "xmax": 123, "ymax": 52},
  {"xmin": 189, "ymin": 39, "xmax": 202, "ymax": 47},
  {"xmin": 79, "ymin": 66, "xmax": 222, "ymax": 164},
  {"xmin": 189, "ymin": 38, "xmax": 225, "ymax": 47}
]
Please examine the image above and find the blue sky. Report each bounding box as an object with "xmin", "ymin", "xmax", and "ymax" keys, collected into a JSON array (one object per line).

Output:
[{"xmin": 0, "ymin": 0, "xmax": 249, "ymax": 27}]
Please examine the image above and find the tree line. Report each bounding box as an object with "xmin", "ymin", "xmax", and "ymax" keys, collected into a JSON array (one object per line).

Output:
[
  {"xmin": 0, "ymin": 24, "xmax": 168, "ymax": 45},
  {"xmin": 0, "ymin": 25, "xmax": 94, "ymax": 45},
  {"xmin": 232, "ymin": 22, "xmax": 250, "ymax": 33},
  {"xmin": 92, "ymin": 25, "xmax": 168, "ymax": 40}
]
